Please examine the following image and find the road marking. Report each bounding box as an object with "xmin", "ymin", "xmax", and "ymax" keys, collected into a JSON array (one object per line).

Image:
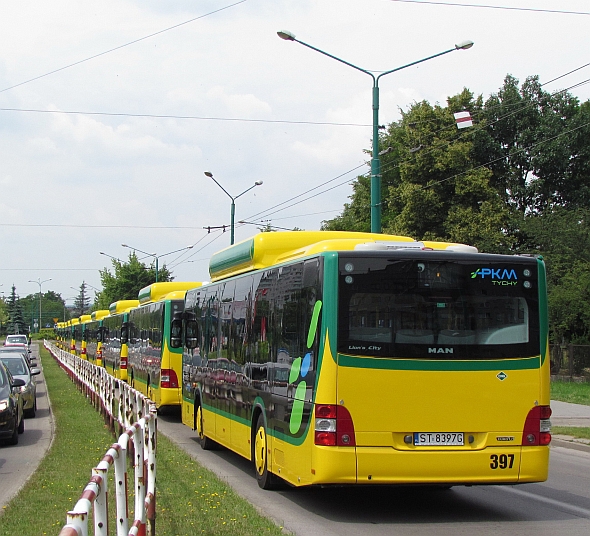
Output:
[{"xmin": 499, "ymin": 485, "xmax": 590, "ymax": 518}]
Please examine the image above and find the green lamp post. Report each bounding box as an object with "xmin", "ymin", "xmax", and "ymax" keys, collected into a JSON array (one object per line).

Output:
[{"xmin": 277, "ymin": 30, "xmax": 473, "ymax": 233}]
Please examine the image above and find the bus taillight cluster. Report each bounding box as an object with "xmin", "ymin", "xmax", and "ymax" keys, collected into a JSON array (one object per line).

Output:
[
  {"xmin": 314, "ymin": 404, "xmax": 356, "ymax": 446},
  {"xmin": 161, "ymin": 369, "xmax": 179, "ymax": 389},
  {"xmin": 522, "ymin": 405, "xmax": 552, "ymax": 446}
]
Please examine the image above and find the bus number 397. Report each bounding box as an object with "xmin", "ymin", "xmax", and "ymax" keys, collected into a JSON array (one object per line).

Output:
[{"xmin": 490, "ymin": 454, "xmax": 515, "ymax": 469}]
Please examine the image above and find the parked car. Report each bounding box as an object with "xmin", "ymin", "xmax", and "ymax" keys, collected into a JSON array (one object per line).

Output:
[
  {"xmin": 0, "ymin": 347, "xmax": 35, "ymax": 367},
  {"xmin": 4, "ymin": 334, "xmax": 29, "ymax": 347},
  {"xmin": 0, "ymin": 353, "xmax": 40, "ymax": 418},
  {"xmin": 0, "ymin": 360, "xmax": 25, "ymax": 445}
]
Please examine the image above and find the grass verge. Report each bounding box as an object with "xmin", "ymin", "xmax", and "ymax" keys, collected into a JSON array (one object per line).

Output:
[
  {"xmin": 551, "ymin": 380, "xmax": 590, "ymax": 405},
  {"xmin": 0, "ymin": 345, "xmax": 284, "ymax": 536},
  {"xmin": 552, "ymin": 426, "xmax": 590, "ymax": 440}
]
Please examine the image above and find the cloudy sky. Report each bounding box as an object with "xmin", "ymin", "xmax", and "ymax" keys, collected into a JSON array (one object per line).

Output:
[{"xmin": 1, "ymin": 0, "xmax": 589, "ymax": 310}]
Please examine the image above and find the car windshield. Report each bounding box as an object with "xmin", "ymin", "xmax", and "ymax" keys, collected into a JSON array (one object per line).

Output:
[
  {"xmin": 6, "ymin": 335, "xmax": 27, "ymax": 344},
  {"xmin": 0, "ymin": 365, "xmax": 6, "ymax": 387},
  {"xmin": 0, "ymin": 357, "xmax": 27, "ymax": 376}
]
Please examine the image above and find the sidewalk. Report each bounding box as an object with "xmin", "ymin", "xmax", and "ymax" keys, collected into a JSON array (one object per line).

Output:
[{"xmin": 550, "ymin": 399, "xmax": 590, "ymax": 452}]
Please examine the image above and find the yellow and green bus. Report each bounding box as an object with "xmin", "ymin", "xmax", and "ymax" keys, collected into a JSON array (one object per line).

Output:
[
  {"xmin": 84, "ymin": 310, "xmax": 110, "ymax": 366},
  {"xmin": 68, "ymin": 318, "xmax": 80, "ymax": 355},
  {"xmin": 127, "ymin": 282, "xmax": 201, "ymax": 410},
  {"xmin": 179, "ymin": 231, "xmax": 551, "ymax": 489},
  {"xmin": 102, "ymin": 300, "xmax": 139, "ymax": 381}
]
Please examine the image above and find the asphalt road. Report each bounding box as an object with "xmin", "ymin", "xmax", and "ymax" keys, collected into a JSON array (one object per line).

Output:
[
  {"xmin": 0, "ymin": 343, "xmax": 54, "ymax": 510},
  {"xmin": 2, "ymin": 348, "xmax": 590, "ymax": 536},
  {"xmin": 157, "ymin": 412, "xmax": 590, "ymax": 536}
]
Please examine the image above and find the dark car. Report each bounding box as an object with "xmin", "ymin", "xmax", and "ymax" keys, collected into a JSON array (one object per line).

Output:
[
  {"xmin": 0, "ymin": 360, "xmax": 25, "ymax": 445},
  {"xmin": 0, "ymin": 353, "xmax": 40, "ymax": 418}
]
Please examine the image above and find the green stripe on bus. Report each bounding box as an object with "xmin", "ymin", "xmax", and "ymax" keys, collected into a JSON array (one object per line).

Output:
[{"xmin": 337, "ymin": 354, "xmax": 540, "ymax": 371}]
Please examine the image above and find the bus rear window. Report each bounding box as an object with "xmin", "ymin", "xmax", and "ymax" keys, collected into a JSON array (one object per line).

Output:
[{"xmin": 337, "ymin": 254, "xmax": 540, "ymax": 359}]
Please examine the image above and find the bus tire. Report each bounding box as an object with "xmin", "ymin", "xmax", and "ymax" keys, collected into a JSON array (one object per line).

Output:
[
  {"xmin": 195, "ymin": 400, "xmax": 216, "ymax": 450},
  {"xmin": 253, "ymin": 414, "xmax": 282, "ymax": 490}
]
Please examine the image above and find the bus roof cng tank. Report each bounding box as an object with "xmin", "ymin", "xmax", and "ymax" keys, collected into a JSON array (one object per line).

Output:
[
  {"xmin": 109, "ymin": 300, "xmax": 140, "ymax": 315},
  {"xmin": 137, "ymin": 282, "xmax": 203, "ymax": 305},
  {"xmin": 91, "ymin": 309, "xmax": 110, "ymax": 321},
  {"xmin": 208, "ymin": 231, "xmax": 476, "ymax": 282}
]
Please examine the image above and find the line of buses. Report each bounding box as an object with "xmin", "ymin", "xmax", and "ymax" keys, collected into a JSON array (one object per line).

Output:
[{"xmin": 54, "ymin": 231, "xmax": 552, "ymax": 490}]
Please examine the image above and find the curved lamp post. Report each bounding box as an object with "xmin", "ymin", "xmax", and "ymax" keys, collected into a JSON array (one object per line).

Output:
[
  {"xmin": 121, "ymin": 244, "xmax": 194, "ymax": 282},
  {"xmin": 277, "ymin": 30, "xmax": 473, "ymax": 233},
  {"xmin": 28, "ymin": 277, "xmax": 52, "ymax": 332},
  {"xmin": 204, "ymin": 171, "xmax": 263, "ymax": 245}
]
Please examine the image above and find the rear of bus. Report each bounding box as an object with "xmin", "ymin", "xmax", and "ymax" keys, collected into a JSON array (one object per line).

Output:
[{"xmin": 314, "ymin": 249, "xmax": 550, "ymax": 486}]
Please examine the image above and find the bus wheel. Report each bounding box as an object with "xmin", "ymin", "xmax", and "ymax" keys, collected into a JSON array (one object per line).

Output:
[
  {"xmin": 195, "ymin": 401, "xmax": 216, "ymax": 450},
  {"xmin": 253, "ymin": 415, "xmax": 281, "ymax": 490}
]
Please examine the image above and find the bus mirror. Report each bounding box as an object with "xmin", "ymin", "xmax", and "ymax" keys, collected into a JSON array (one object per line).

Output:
[
  {"xmin": 185, "ymin": 318, "xmax": 199, "ymax": 349},
  {"xmin": 121, "ymin": 322, "xmax": 129, "ymax": 345},
  {"xmin": 170, "ymin": 317, "xmax": 183, "ymax": 349}
]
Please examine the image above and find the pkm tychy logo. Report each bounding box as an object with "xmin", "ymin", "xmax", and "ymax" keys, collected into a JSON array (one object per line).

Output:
[
  {"xmin": 288, "ymin": 300, "xmax": 322, "ymax": 435},
  {"xmin": 471, "ymin": 268, "xmax": 518, "ymax": 286}
]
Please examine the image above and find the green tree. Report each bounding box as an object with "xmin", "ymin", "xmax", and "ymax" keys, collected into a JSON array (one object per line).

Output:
[
  {"xmin": 477, "ymin": 75, "xmax": 587, "ymax": 215},
  {"xmin": 72, "ymin": 282, "xmax": 92, "ymax": 317},
  {"xmin": 0, "ymin": 297, "xmax": 9, "ymax": 336},
  {"xmin": 19, "ymin": 291, "xmax": 67, "ymax": 329},
  {"xmin": 97, "ymin": 252, "xmax": 172, "ymax": 309},
  {"xmin": 6, "ymin": 285, "xmax": 27, "ymax": 334}
]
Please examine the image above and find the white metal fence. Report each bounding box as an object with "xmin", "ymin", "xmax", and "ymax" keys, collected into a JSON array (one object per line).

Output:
[{"xmin": 45, "ymin": 341, "xmax": 157, "ymax": 536}]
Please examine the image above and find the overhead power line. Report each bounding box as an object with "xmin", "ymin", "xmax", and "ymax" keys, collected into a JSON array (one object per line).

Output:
[
  {"xmin": 0, "ymin": 107, "xmax": 370, "ymax": 128},
  {"xmin": 0, "ymin": 223, "xmax": 205, "ymax": 230},
  {"xmin": 0, "ymin": 0, "xmax": 248, "ymax": 94},
  {"xmin": 389, "ymin": 0, "xmax": 590, "ymax": 16}
]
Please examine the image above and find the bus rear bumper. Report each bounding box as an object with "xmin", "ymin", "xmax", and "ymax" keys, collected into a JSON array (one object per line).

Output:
[
  {"xmin": 310, "ymin": 445, "xmax": 549, "ymax": 485},
  {"xmin": 355, "ymin": 446, "xmax": 549, "ymax": 485}
]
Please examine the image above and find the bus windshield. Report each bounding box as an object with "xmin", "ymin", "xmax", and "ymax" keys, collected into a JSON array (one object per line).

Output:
[{"xmin": 337, "ymin": 253, "xmax": 540, "ymax": 359}]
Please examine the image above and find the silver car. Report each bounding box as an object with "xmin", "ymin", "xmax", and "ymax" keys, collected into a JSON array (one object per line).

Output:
[
  {"xmin": 0, "ymin": 354, "xmax": 40, "ymax": 418},
  {"xmin": 0, "ymin": 347, "xmax": 35, "ymax": 367}
]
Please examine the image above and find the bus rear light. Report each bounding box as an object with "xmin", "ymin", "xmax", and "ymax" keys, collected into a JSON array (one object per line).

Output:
[
  {"xmin": 121, "ymin": 359, "xmax": 127, "ymax": 370},
  {"xmin": 522, "ymin": 405, "xmax": 552, "ymax": 446},
  {"xmin": 161, "ymin": 369, "xmax": 179, "ymax": 389},
  {"xmin": 314, "ymin": 404, "xmax": 356, "ymax": 446}
]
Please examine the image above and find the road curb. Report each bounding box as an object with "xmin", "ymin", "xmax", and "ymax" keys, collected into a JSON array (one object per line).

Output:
[{"xmin": 551, "ymin": 437, "xmax": 590, "ymax": 454}]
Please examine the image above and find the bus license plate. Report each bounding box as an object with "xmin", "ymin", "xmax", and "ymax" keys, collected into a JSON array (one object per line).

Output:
[{"xmin": 414, "ymin": 432, "xmax": 464, "ymax": 446}]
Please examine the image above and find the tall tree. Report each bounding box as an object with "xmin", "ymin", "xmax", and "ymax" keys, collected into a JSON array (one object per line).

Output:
[
  {"xmin": 97, "ymin": 252, "xmax": 172, "ymax": 309},
  {"xmin": 72, "ymin": 282, "xmax": 92, "ymax": 317},
  {"xmin": 6, "ymin": 285, "xmax": 27, "ymax": 334}
]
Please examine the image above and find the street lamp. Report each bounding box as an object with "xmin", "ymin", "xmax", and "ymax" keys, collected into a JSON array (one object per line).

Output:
[
  {"xmin": 28, "ymin": 278, "xmax": 52, "ymax": 333},
  {"xmin": 204, "ymin": 171, "xmax": 263, "ymax": 245},
  {"xmin": 121, "ymin": 244, "xmax": 194, "ymax": 282},
  {"xmin": 100, "ymin": 251, "xmax": 122, "ymax": 262},
  {"xmin": 277, "ymin": 30, "xmax": 473, "ymax": 233}
]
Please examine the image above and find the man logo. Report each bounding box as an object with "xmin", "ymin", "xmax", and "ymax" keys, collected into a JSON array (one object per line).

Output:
[{"xmin": 428, "ymin": 348, "xmax": 454, "ymax": 354}]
